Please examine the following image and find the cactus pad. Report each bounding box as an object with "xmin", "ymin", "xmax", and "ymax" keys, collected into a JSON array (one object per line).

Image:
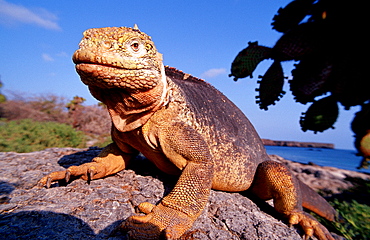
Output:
[
  {"xmin": 229, "ymin": 42, "xmax": 271, "ymax": 81},
  {"xmin": 299, "ymin": 96, "xmax": 338, "ymax": 133},
  {"xmin": 255, "ymin": 61, "xmax": 285, "ymax": 110},
  {"xmin": 290, "ymin": 57, "xmax": 331, "ymax": 104}
]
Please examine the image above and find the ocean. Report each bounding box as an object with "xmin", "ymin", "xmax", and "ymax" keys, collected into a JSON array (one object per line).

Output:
[{"xmin": 265, "ymin": 145, "xmax": 370, "ymax": 174}]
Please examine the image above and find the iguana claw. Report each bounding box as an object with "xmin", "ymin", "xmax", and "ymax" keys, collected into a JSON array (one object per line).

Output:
[
  {"xmin": 65, "ymin": 171, "xmax": 71, "ymax": 183},
  {"xmin": 46, "ymin": 177, "xmax": 52, "ymax": 189},
  {"xmin": 87, "ymin": 167, "xmax": 95, "ymax": 182}
]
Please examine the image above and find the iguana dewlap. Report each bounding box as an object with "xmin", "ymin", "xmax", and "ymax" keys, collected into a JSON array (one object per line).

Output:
[{"xmin": 39, "ymin": 26, "xmax": 337, "ymax": 240}]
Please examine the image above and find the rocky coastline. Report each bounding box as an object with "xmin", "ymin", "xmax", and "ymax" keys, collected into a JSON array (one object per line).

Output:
[
  {"xmin": 262, "ymin": 139, "xmax": 335, "ymax": 149},
  {"xmin": 1, "ymin": 147, "xmax": 368, "ymax": 239}
]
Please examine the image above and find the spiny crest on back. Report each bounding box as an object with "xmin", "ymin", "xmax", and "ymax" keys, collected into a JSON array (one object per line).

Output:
[{"xmin": 164, "ymin": 66, "xmax": 205, "ymax": 83}]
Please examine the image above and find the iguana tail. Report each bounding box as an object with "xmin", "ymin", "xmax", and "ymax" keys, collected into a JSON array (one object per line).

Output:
[{"xmin": 299, "ymin": 180, "xmax": 337, "ymax": 221}]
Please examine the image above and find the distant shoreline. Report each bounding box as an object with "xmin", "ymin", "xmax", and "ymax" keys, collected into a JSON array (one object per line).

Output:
[{"xmin": 262, "ymin": 139, "xmax": 334, "ymax": 149}]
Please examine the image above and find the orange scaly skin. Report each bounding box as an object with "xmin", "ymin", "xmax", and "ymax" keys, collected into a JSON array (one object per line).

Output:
[{"xmin": 39, "ymin": 26, "xmax": 337, "ymax": 240}]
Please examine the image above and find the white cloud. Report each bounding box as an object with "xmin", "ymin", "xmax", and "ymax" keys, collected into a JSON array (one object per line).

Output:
[
  {"xmin": 42, "ymin": 53, "xmax": 54, "ymax": 62},
  {"xmin": 200, "ymin": 68, "xmax": 227, "ymax": 78},
  {"xmin": 0, "ymin": 0, "xmax": 61, "ymax": 30},
  {"xmin": 56, "ymin": 51, "xmax": 68, "ymax": 57}
]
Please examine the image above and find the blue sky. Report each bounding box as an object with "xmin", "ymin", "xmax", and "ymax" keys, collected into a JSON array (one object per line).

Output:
[{"xmin": 0, "ymin": 0, "xmax": 360, "ymax": 150}]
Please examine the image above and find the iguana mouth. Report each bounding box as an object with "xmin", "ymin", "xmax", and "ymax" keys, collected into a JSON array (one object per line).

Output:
[
  {"xmin": 75, "ymin": 63, "xmax": 159, "ymax": 90},
  {"xmin": 73, "ymin": 59, "xmax": 122, "ymax": 71},
  {"xmin": 73, "ymin": 50, "xmax": 160, "ymax": 90},
  {"xmin": 72, "ymin": 49, "xmax": 151, "ymax": 70}
]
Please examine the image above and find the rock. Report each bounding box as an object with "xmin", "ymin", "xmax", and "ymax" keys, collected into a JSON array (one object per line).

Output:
[
  {"xmin": 0, "ymin": 148, "xmax": 358, "ymax": 239},
  {"xmin": 269, "ymin": 155, "xmax": 370, "ymax": 195},
  {"xmin": 262, "ymin": 139, "xmax": 334, "ymax": 149}
]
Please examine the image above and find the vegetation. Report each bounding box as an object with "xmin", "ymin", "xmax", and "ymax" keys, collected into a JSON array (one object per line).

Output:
[
  {"xmin": 0, "ymin": 119, "xmax": 86, "ymax": 152},
  {"xmin": 229, "ymin": 0, "xmax": 369, "ymax": 168},
  {"xmin": 0, "ymin": 93, "xmax": 111, "ymax": 152},
  {"xmin": 316, "ymin": 179, "xmax": 370, "ymax": 240},
  {"xmin": 0, "ymin": 78, "xmax": 6, "ymax": 103},
  {"xmin": 329, "ymin": 199, "xmax": 370, "ymax": 240},
  {"xmin": 228, "ymin": 2, "xmax": 369, "ymax": 236}
]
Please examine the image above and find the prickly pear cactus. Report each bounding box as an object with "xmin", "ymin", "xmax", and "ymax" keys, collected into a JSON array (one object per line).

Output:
[
  {"xmin": 255, "ymin": 61, "xmax": 285, "ymax": 110},
  {"xmin": 352, "ymin": 103, "xmax": 370, "ymax": 168},
  {"xmin": 271, "ymin": 0, "xmax": 315, "ymax": 33},
  {"xmin": 299, "ymin": 96, "xmax": 338, "ymax": 133},
  {"xmin": 272, "ymin": 23, "xmax": 318, "ymax": 61},
  {"xmin": 289, "ymin": 56, "xmax": 331, "ymax": 104},
  {"xmin": 229, "ymin": 0, "xmax": 369, "ymax": 168},
  {"xmin": 229, "ymin": 42, "xmax": 271, "ymax": 81},
  {"xmin": 358, "ymin": 133, "xmax": 370, "ymax": 169}
]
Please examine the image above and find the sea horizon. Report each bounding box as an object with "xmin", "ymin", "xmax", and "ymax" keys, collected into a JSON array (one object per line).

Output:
[{"xmin": 265, "ymin": 145, "xmax": 370, "ymax": 174}]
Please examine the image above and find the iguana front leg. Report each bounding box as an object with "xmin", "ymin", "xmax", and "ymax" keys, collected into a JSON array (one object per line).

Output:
[
  {"xmin": 123, "ymin": 123, "xmax": 214, "ymax": 239},
  {"xmin": 38, "ymin": 142, "xmax": 136, "ymax": 187}
]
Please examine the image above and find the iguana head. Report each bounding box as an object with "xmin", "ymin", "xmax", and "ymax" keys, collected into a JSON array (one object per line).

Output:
[
  {"xmin": 72, "ymin": 26, "xmax": 170, "ymax": 132},
  {"xmin": 72, "ymin": 26, "xmax": 164, "ymax": 91}
]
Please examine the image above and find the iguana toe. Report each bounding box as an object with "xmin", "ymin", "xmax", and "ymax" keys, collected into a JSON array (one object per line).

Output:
[
  {"xmin": 38, "ymin": 163, "xmax": 108, "ymax": 188},
  {"xmin": 163, "ymin": 224, "xmax": 188, "ymax": 240},
  {"xmin": 122, "ymin": 203, "xmax": 195, "ymax": 240},
  {"xmin": 138, "ymin": 202, "xmax": 156, "ymax": 214},
  {"xmin": 122, "ymin": 215, "xmax": 161, "ymax": 240},
  {"xmin": 288, "ymin": 211, "xmax": 334, "ymax": 240},
  {"xmin": 37, "ymin": 170, "xmax": 67, "ymax": 188}
]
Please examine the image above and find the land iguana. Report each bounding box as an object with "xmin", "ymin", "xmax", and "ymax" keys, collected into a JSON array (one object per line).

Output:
[{"xmin": 39, "ymin": 26, "xmax": 338, "ymax": 240}]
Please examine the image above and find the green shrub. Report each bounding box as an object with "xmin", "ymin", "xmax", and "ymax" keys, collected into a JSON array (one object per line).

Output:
[
  {"xmin": 0, "ymin": 119, "xmax": 86, "ymax": 152},
  {"xmin": 314, "ymin": 179, "xmax": 370, "ymax": 240},
  {"xmin": 332, "ymin": 199, "xmax": 370, "ymax": 240},
  {"xmin": 318, "ymin": 199, "xmax": 370, "ymax": 240}
]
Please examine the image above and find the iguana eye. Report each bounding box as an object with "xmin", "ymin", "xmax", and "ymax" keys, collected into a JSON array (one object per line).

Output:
[{"xmin": 131, "ymin": 41, "xmax": 140, "ymax": 51}]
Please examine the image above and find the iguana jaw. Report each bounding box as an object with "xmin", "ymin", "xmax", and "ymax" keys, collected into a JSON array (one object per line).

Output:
[{"xmin": 73, "ymin": 50, "xmax": 161, "ymax": 91}]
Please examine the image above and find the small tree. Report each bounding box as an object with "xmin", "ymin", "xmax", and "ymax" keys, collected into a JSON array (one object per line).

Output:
[
  {"xmin": 66, "ymin": 96, "xmax": 86, "ymax": 128},
  {"xmin": 0, "ymin": 77, "xmax": 6, "ymax": 103}
]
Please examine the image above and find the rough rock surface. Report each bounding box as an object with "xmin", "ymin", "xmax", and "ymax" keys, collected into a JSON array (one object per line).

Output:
[
  {"xmin": 1, "ymin": 147, "xmax": 367, "ymax": 239},
  {"xmin": 269, "ymin": 155, "xmax": 370, "ymax": 195}
]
